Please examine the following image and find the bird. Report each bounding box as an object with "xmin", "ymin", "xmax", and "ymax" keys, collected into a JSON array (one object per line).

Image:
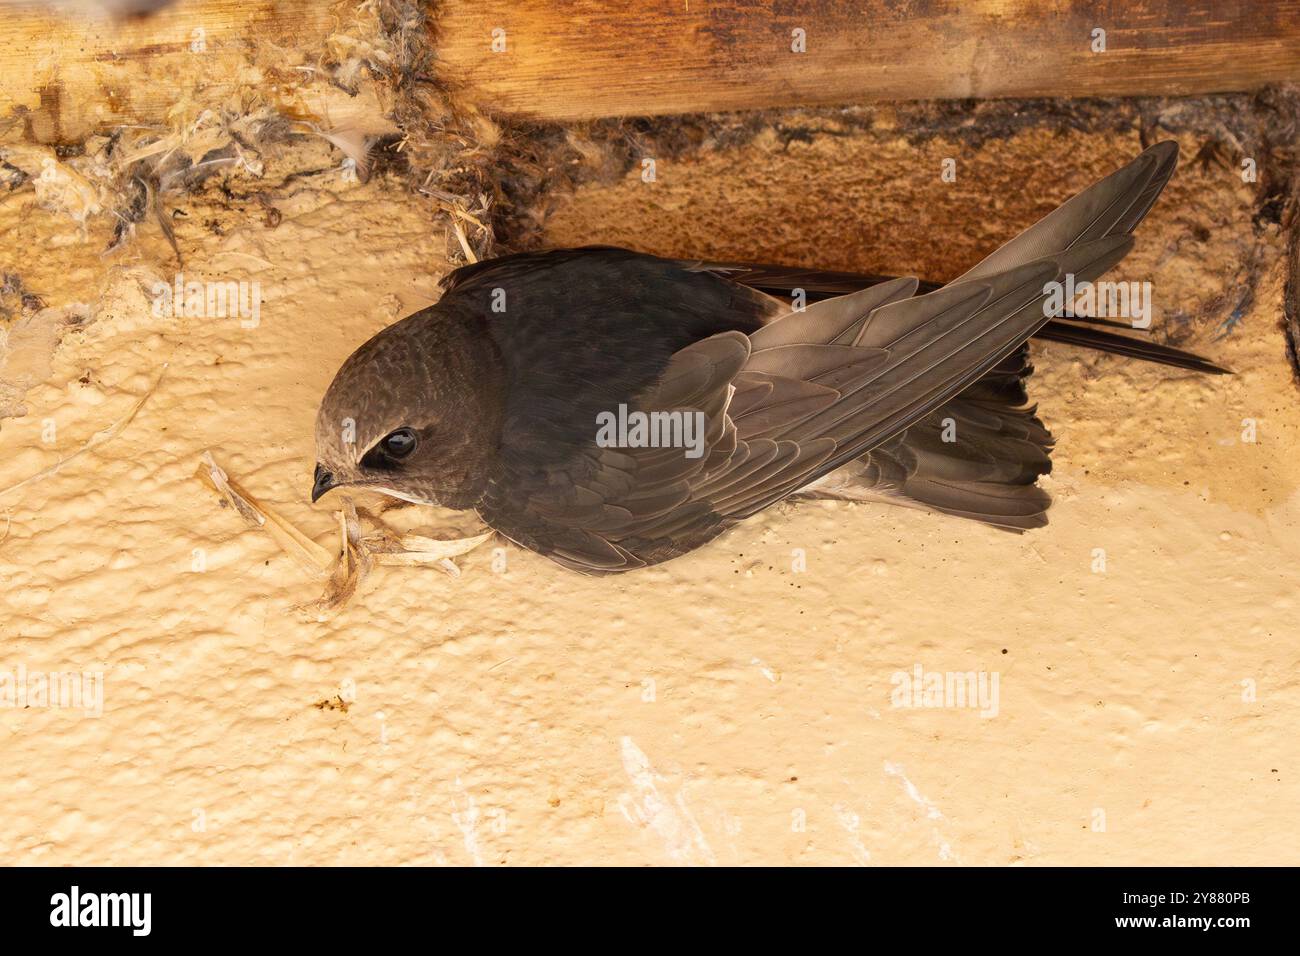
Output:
[{"xmin": 312, "ymin": 141, "xmax": 1224, "ymax": 574}]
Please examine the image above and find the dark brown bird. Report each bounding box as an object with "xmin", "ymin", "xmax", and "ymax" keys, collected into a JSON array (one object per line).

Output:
[{"xmin": 313, "ymin": 141, "xmax": 1223, "ymax": 574}]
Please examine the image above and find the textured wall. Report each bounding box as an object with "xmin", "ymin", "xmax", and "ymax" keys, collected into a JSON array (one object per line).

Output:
[{"xmin": 1, "ymin": 124, "xmax": 1296, "ymax": 865}]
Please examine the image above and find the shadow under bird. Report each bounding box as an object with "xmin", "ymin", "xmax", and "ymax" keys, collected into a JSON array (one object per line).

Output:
[{"xmin": 312, "ymin": 141, "xmax": 1226, "ymax": 574}]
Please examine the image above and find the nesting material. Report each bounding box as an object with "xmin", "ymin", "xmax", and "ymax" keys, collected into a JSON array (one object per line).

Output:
[
  {"xmin": 0, "ymin": 144, "xmax": 103, "ymax": 227},
  {"xmin": 0, "ymin": 0, "xmax": 498, "ymax": 266},
  {"xmin": 360, "ymin": 518, "xmax": 491, "ymax": 571},
  {"xmin": 300, "ymin": 501, "xmax": 491, "ymax": 617},
  {"xmin": 195, "ymin": 451, "xmax": 333, "ymax": 576},
  {"xmin": 195, "ymin": 452, "xmax": 492, "ymax": 616}
]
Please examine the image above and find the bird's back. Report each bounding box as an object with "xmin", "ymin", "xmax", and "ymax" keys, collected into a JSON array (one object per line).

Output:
[{"xmin": 439, "ymin": 247, "xmax": 781, "ymax": 472}]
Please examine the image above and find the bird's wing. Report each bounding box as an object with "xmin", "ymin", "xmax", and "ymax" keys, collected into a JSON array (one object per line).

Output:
[
  {"xmin": 710, "ymin": 140, "xmax": 1181, "ymax": 516},
  {"xmin": 475, "ymin": 276, "xmax": 923, "ymax": 573},
  {"xmin": 480, "ymin": 142, "xmax": 1178, "ymax": 573},
  {"xmin": 477, "ymin": 329, "xmax": 838, "ymax": 573}
]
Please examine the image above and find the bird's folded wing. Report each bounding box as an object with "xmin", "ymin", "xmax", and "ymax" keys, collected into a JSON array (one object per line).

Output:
[{"xmin": 479, "ymin": 331, "xmax": 837, "ymax": 573}]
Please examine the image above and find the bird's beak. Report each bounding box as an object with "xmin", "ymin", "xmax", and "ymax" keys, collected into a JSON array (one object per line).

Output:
[{"xmin": 311, "ymin": 463, "xmax": 338, "ymax": 503}]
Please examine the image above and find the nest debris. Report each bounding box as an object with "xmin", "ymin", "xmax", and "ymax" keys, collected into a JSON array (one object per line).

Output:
[{"xmin": 195, "ymin": 451, "xmax": 491, "ymax": 617}]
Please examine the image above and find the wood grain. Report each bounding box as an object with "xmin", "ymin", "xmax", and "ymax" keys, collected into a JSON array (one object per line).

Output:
[{"xmin": 434, "ymin": 0, "xmax": 1300, "ymax": 119}]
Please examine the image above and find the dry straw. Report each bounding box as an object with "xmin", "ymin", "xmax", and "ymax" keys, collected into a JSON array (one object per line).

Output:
[{"xmin": 195, "ymin": 451, "xmax": 490, "ymax": 616}]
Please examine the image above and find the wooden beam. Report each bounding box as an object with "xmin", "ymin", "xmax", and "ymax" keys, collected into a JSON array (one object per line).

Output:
[
  {"xmin": 5, "ymin": 1, "xmax": 1300, "ymax": 143},
  {"xmin": 434, "ymin": 0, "xmax": 1300, "ymax": 120}
]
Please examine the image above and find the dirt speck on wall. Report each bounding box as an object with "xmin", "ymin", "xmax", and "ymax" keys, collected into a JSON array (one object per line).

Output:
[{"xmin": 1, "ymin": 104, "xmax": 1299, "ymax": 865}]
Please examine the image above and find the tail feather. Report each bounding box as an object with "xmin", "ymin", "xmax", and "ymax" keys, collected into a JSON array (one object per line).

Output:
[
  {"xmin": 727, "ymin": 270, "xmax": 1228, "ymax": 375},
  {"xmin": 1033, "ymin": 321, "xmax": 1229, "ymax": 374}
]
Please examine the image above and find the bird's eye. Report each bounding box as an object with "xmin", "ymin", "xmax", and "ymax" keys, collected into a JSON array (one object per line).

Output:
[
  {"xmin": 362, "ymin": 427, "xmax": 418, "ymax": 471},
  {"xmin": 380, "ymin": 427, "xmax": 417, "ymax": 459}
]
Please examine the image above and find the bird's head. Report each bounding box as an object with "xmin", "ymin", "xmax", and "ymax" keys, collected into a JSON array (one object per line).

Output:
[{"xmin": 312, "ymin": 306, "xmax": 504, "ymax": 510}]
